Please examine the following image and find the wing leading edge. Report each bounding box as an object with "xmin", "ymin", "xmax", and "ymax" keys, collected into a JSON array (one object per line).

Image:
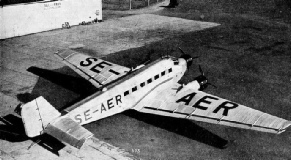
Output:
[{"xmin": 133, "ymin": 83, "xmax": 291, "ymax": 134}]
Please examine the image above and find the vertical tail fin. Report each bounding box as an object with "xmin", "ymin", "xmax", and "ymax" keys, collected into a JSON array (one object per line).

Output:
[{"xmin": 21, "ymin": 96, "xmax": 61, "ymax": 137}]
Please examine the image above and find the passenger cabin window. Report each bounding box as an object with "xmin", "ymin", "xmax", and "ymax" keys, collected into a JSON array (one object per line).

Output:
[
  {"xmin": 147, "ymin": 78, "xmax": 152, "ymax": 84},
  {"xmin": 132, "ymin": 86, "xmax": 137, "ymax": 92},
  {"xmin": 168, "ymin": 68, "xmax": 172, "ymax": 73},
  {"xmin": 154, "ymin": 74, "xmax": 159, "ymax": 80},
  {"xmin": 161, "ymin": 71, "xmax": 166, "ymax": 76},
  {"xmin": 174, "ymin": 61, "xmax": 179, "ymax": 65},
  {"xmin": 124, "ymin": 90, "xmax": 129, "ymax": 96},
  {"xmin": 140, "ymin": 82, "xmax": 145, "ymax": 87}
]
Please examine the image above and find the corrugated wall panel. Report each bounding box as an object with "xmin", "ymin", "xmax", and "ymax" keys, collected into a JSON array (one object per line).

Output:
[{"xmin": 0, "ymin": 0, "xmax": 102, "ymax": 39}]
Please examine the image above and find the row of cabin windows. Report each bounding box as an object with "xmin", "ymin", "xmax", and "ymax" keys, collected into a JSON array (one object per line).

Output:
[{"xmin": 124, "ymin": 68, "xmax": 173, "ymax": 97}]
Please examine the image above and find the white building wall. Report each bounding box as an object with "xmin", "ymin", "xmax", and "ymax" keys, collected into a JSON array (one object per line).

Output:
[{"xmin": 0, "ymin": 0, "xmax": 102, "ymax": 39}]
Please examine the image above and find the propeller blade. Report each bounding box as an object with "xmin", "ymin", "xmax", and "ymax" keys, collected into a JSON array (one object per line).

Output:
[
  {"xmin": 179, "ymin": 47, "xmax": 199, "ymax": 60},
  {"xmin": 207, "ymin": 82, "xmax": 217, "ymax": 88},
  {"xmin": 178, "ymin": 47, "xmax": 186, "ymax": 55},
  {"xmin": 196, "ymin": 65, "xmax": 217, "ymax": 90},
  {"xmin": 199, "ymin": 65, "xmax": 205, "ymax": 76}
]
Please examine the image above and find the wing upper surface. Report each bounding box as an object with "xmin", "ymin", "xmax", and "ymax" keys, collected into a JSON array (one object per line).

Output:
[
  {"xmin": 54, "ymin": 50, "xmax": 130, "ymax": 88},
  {"xmin": 133, "ymin": 83, "xmax": 291, "ymax": 134}
]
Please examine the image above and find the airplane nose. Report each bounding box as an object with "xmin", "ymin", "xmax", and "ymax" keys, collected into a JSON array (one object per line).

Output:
[
  {"xmin": 178, "ymin": 47, "xmax": 195, "ymax": 68},
  {"xmin": 180, "ymin": 54, "xmax": 193, "ymax": 68}
]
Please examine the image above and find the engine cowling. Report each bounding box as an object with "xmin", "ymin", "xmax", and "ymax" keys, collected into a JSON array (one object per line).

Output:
[
  {"xmin": 194, "ymin": 75, "xmax": 208, "ymax": 91},
  {"xmin": 180, "ymin": 54, "xmax": 193, "ymax": 68}
]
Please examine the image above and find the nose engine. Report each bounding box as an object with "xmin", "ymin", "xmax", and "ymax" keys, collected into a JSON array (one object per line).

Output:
[
  {"xmin": 178, "ymin": 47, "xmax": 193, "ymax": 68},
  {"xmin": 180, "ymin": 54, "xmax": 193, "ymax": 68},
  {"xmin": 177, "ymin": 47, "xmax": 215, "ymax": 91}
]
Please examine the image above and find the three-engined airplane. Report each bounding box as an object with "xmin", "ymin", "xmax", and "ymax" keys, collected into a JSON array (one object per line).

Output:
[{"xmin": 20, "ymin": 48, "xmax": 291, "ymax": 149}]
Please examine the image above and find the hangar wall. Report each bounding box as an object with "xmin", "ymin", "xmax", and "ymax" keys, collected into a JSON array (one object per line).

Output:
[{"xmin": 0, "ymin": 0, "xmax": 102, "ymax": 39}]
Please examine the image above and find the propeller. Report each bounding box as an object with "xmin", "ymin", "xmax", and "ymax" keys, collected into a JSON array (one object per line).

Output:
[
  {"xmin": 178, "ymin": 47, "xmax": 199, "ymax": 59},
  {"xmin": 178, "ymin": 47, "xmax": 199, "ymax": 68},
  {"xmin": 178, "ymin": 47, "xmax": 186, "ymax": 55},
  {"xmin": 195, "ymin": 65, "xmax": 217, "ymax": 90},
  {"xmin": 199, "ymin": 65, "xmax": 204, "ymax": 76}
]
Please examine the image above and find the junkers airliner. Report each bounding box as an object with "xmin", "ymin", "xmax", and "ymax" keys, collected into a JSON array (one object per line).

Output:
[{"xmin": 20, "ymin": 48, "xmax": 291, "ymax": 149}]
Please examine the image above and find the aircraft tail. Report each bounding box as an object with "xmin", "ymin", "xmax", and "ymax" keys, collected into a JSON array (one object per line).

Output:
[
  {"xmin": 21, "ymin": 96, "xmax": 94, "ymax": 149},
  {"xmin": 21, "ymin": 96, "xmax": 61, "ymax": 137}
]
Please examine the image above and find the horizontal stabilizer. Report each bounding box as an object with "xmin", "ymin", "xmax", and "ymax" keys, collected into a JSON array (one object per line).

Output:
[{"xmin": 45, "ymin": 116, "xmax": 94, "ymax": 149}]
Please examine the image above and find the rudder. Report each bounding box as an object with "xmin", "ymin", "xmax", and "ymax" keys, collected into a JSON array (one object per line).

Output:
[{"xmin": 21, "ymin": 96, "xmax": 61, "ymax": 137}]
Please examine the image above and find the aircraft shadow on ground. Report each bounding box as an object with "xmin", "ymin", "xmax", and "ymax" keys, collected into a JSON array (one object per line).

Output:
[
  {"xmin": 0, "ymin": 114, "xmax": 27, "ymax": 142},
  {"xmin": 17, "ymin": 66, "xmax": 97, "ymax": 111},
  {"xmin": 5, "ymin": 66, "xmax": 95, "ymax": 155},
  {"xmin": 0, "ymin": 114, "xmax": 65, "ymax": 155},
  {"xmin": 123, "ymin": 110, "xmax": 228, "ymax": 149},
  {"xmin": 27, "ymin": 66, "xmax": 97, "ymax": 96}
]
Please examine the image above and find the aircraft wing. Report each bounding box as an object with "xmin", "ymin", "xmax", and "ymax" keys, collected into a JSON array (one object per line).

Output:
[
  {"xmin": 54, "ymin": 50, "xmax": 130, "ymax": 88},
  {"xmin": 133, "ymin": 83, "xmax": 291, "ymax": 134}
]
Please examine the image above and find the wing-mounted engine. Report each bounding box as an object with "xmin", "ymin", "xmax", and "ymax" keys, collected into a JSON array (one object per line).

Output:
[
  {"xmin": 177, "ymin": 65, "xmax": 216, "ymax": 93},
  {"xmin": 194, "ymin": 65, "xmax": 216, "ymax": 91},
  {"xmin": 185, "ymin": 80, "xmax": 200, "ymax": 90}
]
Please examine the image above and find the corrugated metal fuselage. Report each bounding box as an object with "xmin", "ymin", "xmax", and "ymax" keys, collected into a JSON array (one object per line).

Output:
[{"xmin": 65, "ymin": 57, "xmax": 187, "ymax": 125}]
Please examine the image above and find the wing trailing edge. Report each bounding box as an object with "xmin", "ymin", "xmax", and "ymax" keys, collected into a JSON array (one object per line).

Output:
[{"xmin": 139, "ymin": 106, "xmax": 291, "ymax": 134}]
